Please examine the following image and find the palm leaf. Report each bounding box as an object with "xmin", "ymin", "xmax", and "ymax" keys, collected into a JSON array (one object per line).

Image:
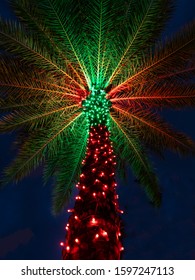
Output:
[
  {"xmin": 0, "ymin": 102, "xmax": 80, "ymax": 132},
  {"xmin": 34, "ymin": 0, "xmax": 90, "ymax": 86},
  {"xmin": 106, "ymin": 0, "xmax": 174, "ymax": 86},
  {"xmin": 0, "ymin": 56, "xmax": 84, "ymax": 103},
  {"xmin": 0, "ymin": 112, "xmax": 83, "ymax": 185},
  {"xmin": 111, "ymin": 81, "xmax": 195, "ymax": 109},
  {"xmin": 50, "ymin": 119, "xmax": 88, "ymax": 214},
  {"xmin": 110, "ymin": 114, "xmax": 161, "ymax": 206},
  {"xmin": 112, "ymin": 104, "xmax": 195, "ymax": 155},
  {"xmin": 0, "ymin": 18, "xmax": 84, "ymax": 89},
  {"xmin": 80, "ymin": 0, "xmax": 122, "ymax": 87},
  {"xmin": 109, "ymin": 20, "xmax": 195, "ymax": 96},
  {"xmin": 9, "ymin": 0, "xmax": 87, "ymax": 88}
]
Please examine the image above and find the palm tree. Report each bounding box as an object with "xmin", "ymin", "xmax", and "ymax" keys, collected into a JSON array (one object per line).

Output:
[{"xmin": 0, "ymin": 0, "xmax": 194, "ymax": 259}]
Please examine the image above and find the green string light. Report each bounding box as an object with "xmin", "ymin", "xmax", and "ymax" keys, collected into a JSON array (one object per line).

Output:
[{"xmin": 82, "ymin": 87, "xmax": 111, "ymax": 127}]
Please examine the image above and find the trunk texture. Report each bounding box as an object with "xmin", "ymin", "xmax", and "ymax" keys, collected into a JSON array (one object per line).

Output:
[{"xmin": 62, "ymin": 125, "xmax": 123, "ymax": 259}]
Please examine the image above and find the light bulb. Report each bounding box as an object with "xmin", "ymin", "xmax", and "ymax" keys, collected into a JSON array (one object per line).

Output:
[{"xmin": 91, "ymin": 217, "xmax": 97, "ymax": 224}]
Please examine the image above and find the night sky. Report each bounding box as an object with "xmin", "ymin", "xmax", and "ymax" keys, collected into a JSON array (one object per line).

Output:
[{"xmin": 0, "ymin": 0, "xmax": 195, "ymax": 260}]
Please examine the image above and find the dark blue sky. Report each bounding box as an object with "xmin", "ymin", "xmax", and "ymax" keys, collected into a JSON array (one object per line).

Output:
[{"xmin": 0, "ymin": 0, "xmax": 195, "ymax": 260}]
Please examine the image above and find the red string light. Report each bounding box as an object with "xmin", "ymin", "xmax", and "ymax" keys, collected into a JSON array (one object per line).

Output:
[
  {"xmin": 62, "ymin": 125, "xmax": 122, "ymax": 260},
  {"xmin": 91, "ymin": 217, "xmax": 97, "ymax": 225},
  {"xmin": 102, "ymin": 230, "xmax": 108, "ymax": 236},
  {"xmin": 67, "ymin": 209, "xmax": 74, "ymax": 212}
]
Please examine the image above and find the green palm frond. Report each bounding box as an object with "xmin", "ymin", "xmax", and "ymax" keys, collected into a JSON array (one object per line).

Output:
[
  {"xmin": 80, "ymin": 0, "xmax": 121, "ymax": 86},
  {"xmin": 34, "ymin": 0, "xmax": 90, "ymax": 86},
  {"xmin": 0, "ymin": 112, "xmax": 83, "ymax": 185},
  {"xmin": 106, "ymin": 0, "xmax": 174, "ymax": 86},
  {"xmin": 110, "ymin": 114, "xmax": 161, "ymax": 206},
  {"xmin": 0, "ymin": 102, "xmax": 80, "ymax": 132},
  {"xmin": 49, "ymin": 119, "xmax": 88, "ymax": 214}
]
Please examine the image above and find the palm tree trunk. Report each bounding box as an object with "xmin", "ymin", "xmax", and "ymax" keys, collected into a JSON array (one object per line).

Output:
[{"xmin": 62, "ymin": 124, "xmax": 123, "ymax": 259}]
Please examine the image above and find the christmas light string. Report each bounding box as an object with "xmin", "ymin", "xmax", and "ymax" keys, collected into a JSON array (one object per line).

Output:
[{"xmin": 61, "ymin": 124, "xmax": 124, "ymax": 259}]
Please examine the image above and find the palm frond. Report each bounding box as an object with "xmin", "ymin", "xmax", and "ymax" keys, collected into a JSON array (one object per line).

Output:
[
  {"xmin": 50, "ymin": 119, "xmax": 88, "ymax": 214},
  {"xmin": 34, "ymin": 0, "xmax": 91, "ymax": 86},
  {"xmin": 110, "ymin": 114, "xmax": 161, "ymax": 206},
  {"xmin": 0, "ymin": 101, "xmax": 80, "ymax": 132},
  {"xmin": 9, "ymin": 0, "xmax": 87, "ymax": 88},
  {"xmin": 106, "ymin": 0, "xmax": 174, "ymax": 86},
  {"xmin": 0, "ymin": 112, "xmax": 83, "ymax": 185},
  {"xmin": 0, "ymin": 56, "xmax": 85, "ymax": 102},
  {"xmin": 112, "ymin": 104, "xmax": 195, "ymax": 156},
  {"xmin": 111, "ymin": 81, "xmax": 195, "ymax": 109},
  {"xmin": 109, "ymin": 20, "xmax": 195, "ymax": 96},
  {"xmin": 0, "ymin": 18, "xmax": 84, "ymax": 89},
  {"xmin": 80, "ymin": 0, "xmax": 122, "ymax": 87}
]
